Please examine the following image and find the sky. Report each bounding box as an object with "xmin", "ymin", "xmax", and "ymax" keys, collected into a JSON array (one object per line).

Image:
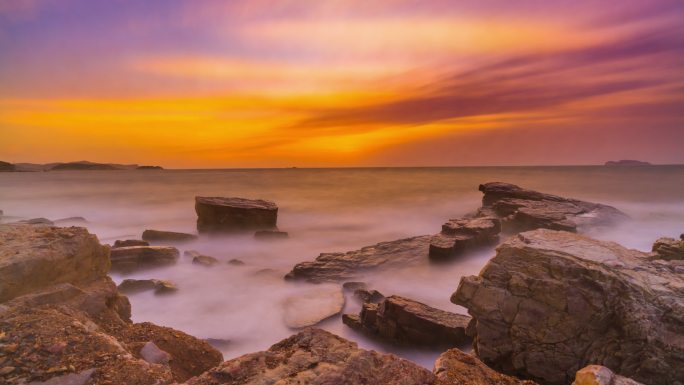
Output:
[{"xmin": 1, "ymin": 0, "xmax": 683, "ymax": 168}]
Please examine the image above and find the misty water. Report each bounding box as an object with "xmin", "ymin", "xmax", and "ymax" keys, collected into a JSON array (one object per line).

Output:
[{"xmin": 1, "ymin": 166, "xmax": 683, "ymax": 368}]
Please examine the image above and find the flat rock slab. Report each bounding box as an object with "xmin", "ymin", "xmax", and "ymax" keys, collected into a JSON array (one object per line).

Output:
[
  {"xmin": 113, "ymin": 239, "xmax": 149, "ymax": 248},
  {"xmin": 142, "ymin": 229, "xmax": 197, "ymax": 243},
  {"xmin": 118, "ymin": 279, "xmax": 178, "ymax": 295},
  {"xmin": 186, "ymin": 328, "xmax": 435, "ymax": 385},
  {"xmin": 452, "ymin": 229, "xmax": 684, "ymax": 385},
  {"xmin": 282, "ymin": 286, "xmax": 345, "ymax": 328},
  {"xmin": 195, "ymin": 196, "xmax": 278, "ymax": 233},
  {"xmin": 0, "ymin": 224, "xmax": 109, "ymax": 302},
  {"xmin": 434, "ymin": 349, "xmax": 538, "ymax": 385},
  {"xmin": 429, "ymin": 216, "xmax": 501, "ymax": 259},
  {"xmin": 343, "ymin": 295, "xmax": 471, "ymax": 348},
  {"xmin": 109, "ymin": 246, "xmax": 179, "ymax": 273},
  {"xmin": 285, "ymin": 235, "xmax": 432, "ymax": 283}
]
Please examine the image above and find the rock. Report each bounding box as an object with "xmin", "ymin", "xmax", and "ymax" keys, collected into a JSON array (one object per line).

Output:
[
  {"xmin": 343, "ymin": 295, "xmax": 471, "ymax": 348},
  {"xmin": 185, "ymin": 250, "xmax": 220, "ymax": 266},
  {"xmin": 342, "ymin": 281, "xmax": 366, "ymax": 291},
  {"xmin": 452, "ymin": 229, "xmax": 684, "ymax": 385},
  {"xmin": 113, "ymin": 239, "xmax": 149, "ymax": 248},
  {"xmin": 227, "ymin": 258, "xmax": 245, "ymax": 266},
  {"xmin": 434, "ymin": 348, "xmax": 538, "ymax": 385},
  {"xmin": 109, "ymin": 246, "xmax": 179, "ymax": 273},
  {"xmin": 254, "ymin": 230, "xmax": 289, "ymax": 239},
  {"xmin": 429, "ymin": 217, "xmax": 501, "ymax": 259},
  {"xmin": 195, "ymin": 196, "xmax": 278, "ymax": 233},
  {"xmin": 478, "ymin": 182, "xmax": 626, "ymax": 233},
  {"xmin": 285, "ymin": 235, "xmax": 432, "ymax": 283},
  {"xmin": 282, "ymin": 286, "xmax": 345, "ymax": 328},
  {"xmin": 0, "ymin": 161, "xmax": 16, "ymax": 172},
  {"xmin": 353, "ymin": 288, "xmax": 385, "ymax": 303},
  {"xmin": 572, "ymin": 365, "xmax": 644, "ymax": 385},
  {"xmin": 186, "ymin": 328, "xmax": 435, "ymax": 385},
  {"xmin": 140, "ymin": 341, "xmax": 170, "ymax": 365},
  {"xmin": 118, "ymin": 279, "xmax": 178, "ymax": 295},
  {"xmin": 0, "ymin": 224, "xmax": 109, "ymax": 302},
  {"xmin": 651, "ymin": 235, "xmax": 684, "ymax": 260},
  {"xmin": 27, "ymin": 368, "xmax": 96, "ymax": 385},
  {"xmin": 142, "ymin": 229, "xmax": 197, "ymax": 243},
  {"xmin": 16, "ymin": 217, "xmax": 54, "ymax": 225}
]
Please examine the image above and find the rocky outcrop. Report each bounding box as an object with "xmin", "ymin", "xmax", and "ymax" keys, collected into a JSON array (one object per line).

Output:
[
  {"xmin": 343, "ymin": 295, "xmax": 471, "ymax": 348},
  {"xmin": 15, "ymin": 218, "xmax": 54, "ymax": 225},
  {"xmin": 113, "ymin": 239, "xmax": 149, "ymax": 248},
  {"xmin": 429, "ymin": 217, "xmax": 501, "ymax": 259},
  {"xmin": 434, "ymin": 348, "xmax": 538, "ymax": 385},
  {"xmin": 109, "ymin": 246, "xmax": 179, "ymax": 273},
  {"xmin": 195, "ymin": 196, "xmax": 278, "ymax": 233},
  {"xmin": 650, "ymin": 234, "xmax": 684, "ymax": 260},
  {"xmin": 285, "ymin": 235, "xmax": 431, "ymax": 283},
  {"xmin": 142, "ymin": 229, "xmax": 197, "ymax": 243},
  {"xmin": 118, "ymin": 279, "xmax": 178, "ymax": 295},
  {"xmin": 572, "ymin": 365, "xmax": 644, "ymax": 385},
  {"xmin": 478, "ymin": 182, "xmax": 626, "ymax": 233},
  {"xmin": 254, "ymin": 230, "xmax": 289, "ymax": 239},
  {"xmin": 282, "ymin": 287, "xmax": 344, "ymax": 328},
  {"xmin": 0, "ymin": 161, "xmax": 16, "ymax": 171},
  {"xmin": 186, "ymin": 328, "xmax": 435, "ymax": 385},
  {"xmin": 452, "ymin": 229, "xmax": 684, "ymax": 385}
]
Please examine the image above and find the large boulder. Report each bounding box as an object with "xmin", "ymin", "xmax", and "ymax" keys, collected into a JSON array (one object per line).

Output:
[
  {"xmin": 429, "ymin": 216, "xmax": 501, "ymax": 259},
  {"xmin": 195, "ymin": 196, "xmax": 278, "ymax": 233},
  {"xmin": 285, "ymin": 235, "xmax": 431, "ymax": 283},
  {"xmin": 452, "ymin": 229, "xmax": 684, "ymax": 385},
  {"xmin": 0, "ymin": 224, "xmax": 109, "ymax": 302},
  {"xmin": 478, "ymin": 183, "xmax": 626, "ymax": 233},
  {"xmin": 185, "ymin": 328, "xmax": 435, "ymax": 385},
  {"xmin": 109, "ymin": 246, "xmax": 179, "ymax": 273},
  {"xmin": 434, "ymin": 348, "xmax": 538, "ymax": 385},
  {"xmin": 142, "ymin": 229, "xmax": 198, "ymax": 243},
  {"xmin": 343, "ymin": 295, "xmax": 471, "ymax": 348}
]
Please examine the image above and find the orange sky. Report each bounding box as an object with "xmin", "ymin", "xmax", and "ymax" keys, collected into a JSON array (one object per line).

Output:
[{"xmin": 1, "ymin": 0, "xmax": 683, "ymax": 167}]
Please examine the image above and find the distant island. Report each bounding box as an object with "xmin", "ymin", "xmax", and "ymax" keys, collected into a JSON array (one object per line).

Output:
[
  {"xmin": 605, "ymin": 160, "xmax": 652, "ymax": 166},
  {"xmin": 0, "ymin": 160, "xmax": 164, "ymax": 172}
]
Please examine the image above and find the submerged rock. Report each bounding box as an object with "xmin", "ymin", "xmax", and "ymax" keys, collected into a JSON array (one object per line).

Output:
[
  {"xmin": 227, "ymin": 258, "xmax": 245, "ymax": 266},
  {"xmin": 254, "ymin": 229, "xmax": 289, "ymax": 239},
  {"xmin": 142, "ymin": 229, "xmax": 198, "ymax": 243},
  {"xmin": 282, "ymin": 286, "xmax": 345, "ymax": 328},
  {"xmin": 118, "ymin": 279, "xmax": 178, "ymax": 295},
  {"xmin": 186, "ymin": 328, "xmax": 435, "ymax": 385},
  {"xmin": 572, "ymin": 365, "xmax": 644, "ymax": 385},
  {"xmin": 109, "ymin": 246, "xmax": 179, "ymax": 273},
  {"xmin": 113, "ymin": 239, "xmax": 149, "ymax": 248},
  {"xmin": 434, "ymin": 348, "xmax": 538, "ymax": 385},
  {"xmin": 343, "ymin": 295, "xmax": 471, "ymax": 348},
  {"xmin": 184, "ymin": 250, "xmax": 220, "ymax": 266},
  {"xmin": 195, "ymin": 196, "xmax": 278, "ymax": 233},
  {"xmin": 452, "ymin": 229, "xmax": 684, "ymax": 385},
  {"xmin": 429, "ymin": 216, "xmax": 501, "ymax": 259}
]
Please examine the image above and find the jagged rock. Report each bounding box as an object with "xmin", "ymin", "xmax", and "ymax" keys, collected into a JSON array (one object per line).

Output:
[
  {"xmin": 142, "ymin": 229, "xmax": 197, "ymax": 243},
  {"xmin": 109, "ymin": 246, "xmax": 179, "ymax": 273},
  {"xmin": 572, "ymin": 365, "xmax": 644, "ymax": 385},
  {"xmin": 282, "ymin": 286, "xmax": 345, "ymax": 328},
  {"xmin": 452, "ymin": 229, "xmax": 684, "ymax": 385},
  {"xmin": 140, "ymin": 341, "xmax": 170, "ymax": 365},
  {"xmin": 254, "ymin": 230, "xmax": 289, "ymax": 239},
  {"xmin": 478, "ymin": 182, "xmax": 626, "ymax": 233},
  {"xmin": 343, "ymin": 295, "xmax": 471, "ymax": 348},
  {"xmin": 353, "ymin": 288, "xmax": 385, "ymax": 303},
  {"xmin": 434, "ymin": 348, "xmax": 538, "ymax": 385},
  {"xmin": 429, "ymin": 217, "xmax": 501, "ymax": 259},
  {"xmin": 651, "ymin": 235, "xmax": 684, "ymax": 260},
  {"xmin": 0, "ymin": 224, "xmax": 109, "ymax": 302},
  {"xmin": 195, "ymin": 196, "xmax": 278, "ymax": 233},
  {"xmin": 285, "ymin": 235, "xmax": 431, "ymax": 283},
  {"xmin": 113, "ymin": 239, "xmax": 149, "ymax": 248},
  {"xmin": 186, "ymin": 328, "xmax": 435, "ymax": 385},
  {"xmin": 118, "ymin": 279, "xmax": 178, "ymax": 295}
]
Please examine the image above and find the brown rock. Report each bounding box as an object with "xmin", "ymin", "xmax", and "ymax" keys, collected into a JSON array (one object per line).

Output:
[
  {"xmin": 452, "ymin": 229, "xmax": 683, "ymax": 385},
  {"xmin": 185, "ymin": 251, "xmax": 219, "ymax": 267},
  {"xmin": 650, "ymin": 235, "xmax": 684, "ymax": 260},
  {"xmin": 109, "ymin": 246, "xmax": 179, "ymax": 273},
  {"xmin": 142, "ymin": 229, "xmax": 197, "ymax": 243},
  {"xmin": 113, "ymin": 239, "xmax": 149, "ymax": 248},
  {"xmin": 118, "ymin": 279, "xmax": 178, "ymax": 295},
  {"xmin": 140, "ymin": 341, "xmax": 170, "ymax": 365},
  {"xmin": 429, "ymin": 217, "xmax": 501, "ymax": 259},
  {"xmin": 572, "ymin": 365, "xmax": 644, "ymax": 385},
  {"xmin": 195, "ymin": 196, "xmax": 278, "ymax": 233},
  {"xmin": 434, "ymin": 348, "xmax": 538, "ymax": 385},
  {"xmin": 186, "ymin": 328, "xmax": 435, "ymax": 385}
]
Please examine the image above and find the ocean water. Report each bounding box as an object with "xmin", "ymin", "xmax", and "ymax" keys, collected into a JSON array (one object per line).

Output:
[{"xmin": 1, "ymin": 166, "xmax": 683, "ymax": 367}]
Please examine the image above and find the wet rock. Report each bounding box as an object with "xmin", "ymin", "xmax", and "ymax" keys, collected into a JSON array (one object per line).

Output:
[
  {"xmin": 434, "ymin": 348, "xmax": 538, "ymax": 385},
  {"xmin": 479, "ymin": 182, "xmax": 626, "ymax": 233},
  {"xmin": 142, "ymin": 229, "xmax": 198, "ymax": 243},
  {"xmin": 186, "ymin": 328, "xmax": 435, "ymax": 385},
  {"xmin": 285, "ymin": 235, "xmax": 432, "ymax": 283},
  {"xmin": 452, "ymin": 229, "xmax": 684, "ymax": 385},
  {"xmin": 429, "ymin": 216, "xmax": 501, "ymax": 259},
  {"xmin": 27, "ymin": 368, "xmax": 96, "ymax": 385},
  {"xmin": 254, "ymin": 230, "xmax": 289, "ymax": 239},
  {"xmin": 117, "ymin": 279, "xmax": 178, "ymax": 295},
  {"xmin": 572, "ymin": 365, "xmax": 644, "ymax": 385},
  {"xmin": 343, "ymin": 295, "xmax": 471, "ymax": 348},
  {"xmin": 113, "ymin": 239, "xmax": 149, "ymax": 248},
  {"xmin": 185, "ymin": 250, "xmax": 220, "ymax": 266},
  {"xmin": 227, "ymin": 258, "xmax": 245, "ymax": 266},
  {"xmin": 140, "ymin": 341, "xmax": 170, "ymax": 365},
  {"xmin": 195, "ymin": 196, "xmax": 278, "ymax": 233},
  {"xmin": 109, "ymin": 246, "xmax": 179, "ymax": 273},
  {"xmin": 282, "ymin": 286, "xmax": 345, "ymax": 328},
  {"xmin": 650, "ymin": 235, "xmax": 684, "ymax": 260},
  {"xmin": 353, "ymin": 288, "xmax": 384, "ymax": 304},
  {"xmin": 0, "ymin": 224, "xmax": 109, "ymax": 302}
]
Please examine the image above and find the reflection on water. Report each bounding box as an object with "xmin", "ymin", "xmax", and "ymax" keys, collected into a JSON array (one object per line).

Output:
[{"xmin": 1, "ymin": 166, "xmax": 683, "ymax": 367}]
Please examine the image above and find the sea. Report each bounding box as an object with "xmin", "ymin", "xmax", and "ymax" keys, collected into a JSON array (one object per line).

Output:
[{"xmin": 1, "ymin": 166, "xmax": 683, "ymax": 367}]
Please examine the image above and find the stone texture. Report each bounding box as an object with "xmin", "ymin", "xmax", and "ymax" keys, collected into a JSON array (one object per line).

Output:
[
  {"xmin": 434, "ymin": 348, "xmax": 538, "ymax": 385},
  {"xmin": 117, "ymin": 279, "xmax": 178, "ymax": 295},
  {"xmin": 142, "ymin": 229, "xmax": 198, "ymax": 243},
  {"xmin": 572, "ymin": 365, "xmax": 644, "ymax": 385},
  {"xmin": 27, "ymin": 368, "xmax": 96, "ymax": 385},
  {"xmin": 343, "ymin": 295, "xmax": 471, "ymax": 348},
  {"xmin": 650, "ymin": 234, "xmax": 684, "ymax": 260},
  {"xmin": 186, "ymin": 328, "xmax": 435, "ymax": 385},
  {"xmin": 282, "ymin": 286, "xmax": 345, "ymax": 328},
  {"xmin": 195, "ymin": 196, "xmax": 278, "ymax": 233},
  {"xmin": 113, "ymin": 239, "xmax": 149, "ymax": 248},
  {"xmin": 109, "ymin": 246, "xmax": 179, "ymax": 273},
  {"xmin": 429, "ymin": 217, "xmax": 501, "ymax": 259},
  {"xmin": 285, "ymin": 235, "xmax": 431, "ymax": 283},
  {"xmin": 452, "ymin": 229, "xmax": 684, "ymax": 385}
]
